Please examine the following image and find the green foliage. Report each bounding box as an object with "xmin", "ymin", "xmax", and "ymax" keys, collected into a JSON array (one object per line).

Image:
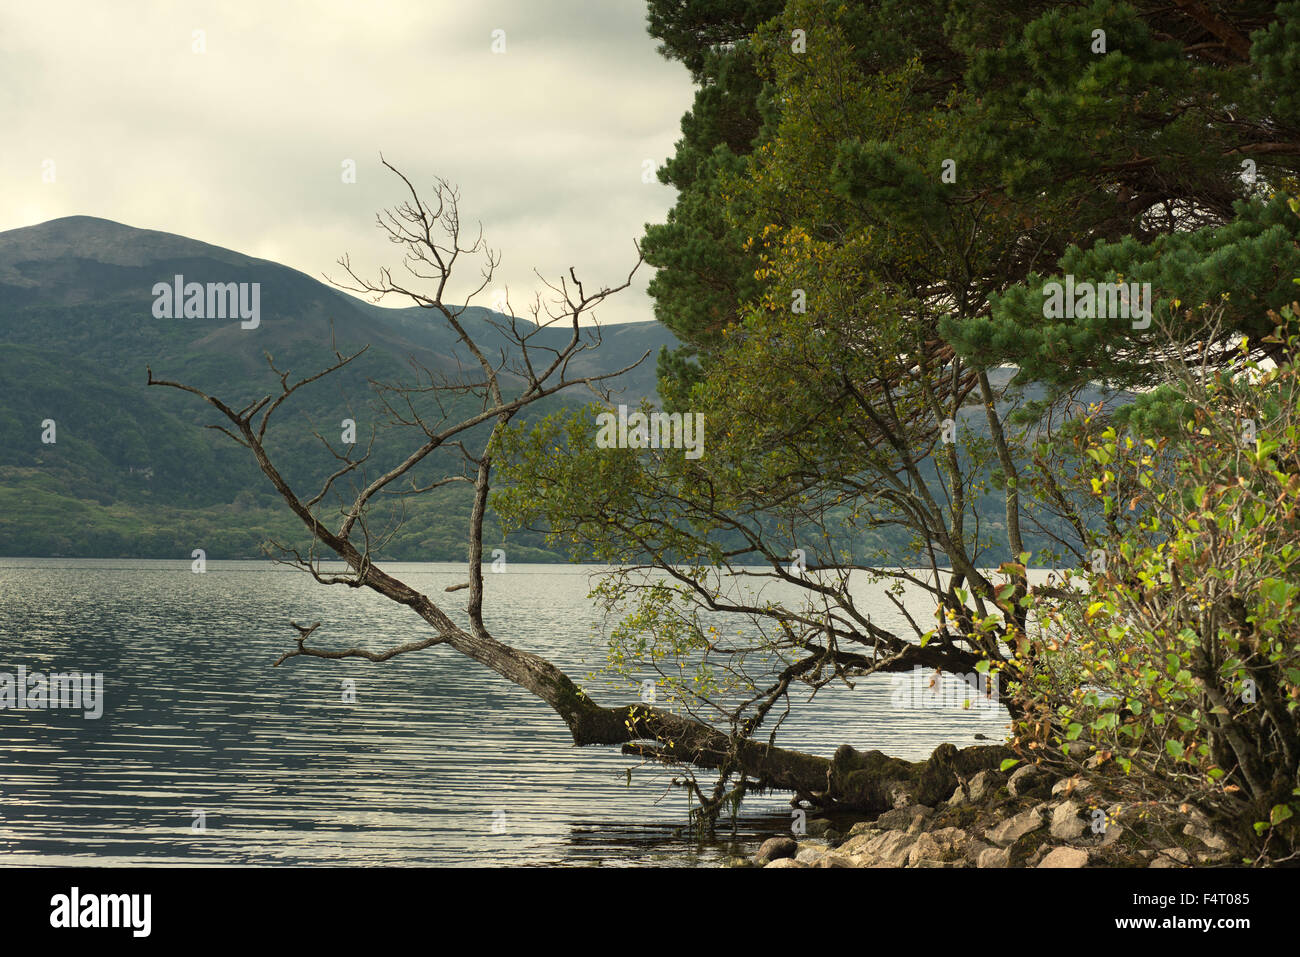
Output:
[{"xmin": 1015, "ymin": 312, "xmax": 1300, "ymax": 862}]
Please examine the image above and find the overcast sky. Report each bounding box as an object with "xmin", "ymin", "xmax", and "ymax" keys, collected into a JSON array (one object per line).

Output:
[{"xmin": 0, "ymin": 1, "xmax": 695, "ymax": 324}]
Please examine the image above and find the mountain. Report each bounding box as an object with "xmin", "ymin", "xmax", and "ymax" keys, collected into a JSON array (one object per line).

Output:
[{"xmin": 0, "ymin": 216, "xmax": 677, "ymax": 560}]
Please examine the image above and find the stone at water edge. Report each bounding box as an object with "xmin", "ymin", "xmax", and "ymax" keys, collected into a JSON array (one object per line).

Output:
[
  {"xmin": 756, "ymin": 836, "xmax": 797, "ymax": 863},
  {"xmin": 795, "ymin": 843, "xmax": 827, "ymax": 864},
  {"xmin": 804, "ymin": 818, "xmax": 833, "ymax": 838},
  {"xmin": 875, "ymin": 803, "xmax": 933, "ymax": 830},
  {"xmin": 765, "ymin": 857, "xmax": 806, "ymax": 868}
]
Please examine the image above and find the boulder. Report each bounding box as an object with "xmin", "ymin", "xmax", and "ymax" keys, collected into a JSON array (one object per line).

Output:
[
  {"xmin": 1049, "ymin": 800, "xmax": 1088, "ymax": 841},
  {"xmin": 815, "ymin": 852, "xmax": 855, "ymax": 868},
  {"xmin": 1039, "ymin": 846, "xmax": 1089, "ymax": 868},
  {"xmin": 876, "ymin": 804, "xmax": 933, "ymax": 830},
  {"xmin": 847, "ymin": 830, "xmax": 918, "ymax": 867},
  {"xmin": 765, "ymin": 857, "xmax": 806, "ymax": 868},
  {"xmin": 805, "ymin": 818, "xmax": 833, "ymax": 838},
  {"xmin": 756, "ymin": 836, "xmax": 797, "ymax": 863},
  {"xmin": 907, "ymin": 827, "xmax": 969, "ymax": 866},
  {"xmin": 836, "ymin": 833, "xmax": 876, "ymax": 858},
  {"xmin": 967, "ymin": 770, "xmax": 1005, "ymax": 802},
  {"xmin": 795, "ymin": 843, "xmax": 827, "ymax": 865},
  {"xmin": 964, "ymin": 839, "xmax": 995, "ymax": 866},
  {"xmin": 977, "ymin": 846, "xmax": 1011, "ymax": 868},
  {"xmin": 987, "ymin": 805, "xmax": 1047, "ymax": 846},
  {"xmin": 1183, "ymin": 821, "xmax": 1228, "ymax": 852},
  {"xmin": 1008, "ymin": 764, "xmax": 1054, "ymax": 799}
]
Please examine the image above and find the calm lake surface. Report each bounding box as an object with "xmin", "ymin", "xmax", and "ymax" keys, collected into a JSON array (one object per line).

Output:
[{"xmin": 0, "ymin": 559, "xmax": 1015, "ymax": 866}]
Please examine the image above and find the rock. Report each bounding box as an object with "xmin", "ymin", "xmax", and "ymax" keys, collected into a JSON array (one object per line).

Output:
[
  {"xmin": 1026, "ymin": 845, "xmax": 1047, "ymax": 867},
  {"xmin": 1039, "ymin": 846, "xmax": 1089, "ymax": 868},
  {"xmin": 1051, "ymin": 775, "xmax": 1092, "ymax": 797},
  {"xmin": 1148, "ymin": 847, "xmax": 1191, "ymax": 868},
  {"xmin": 876, "ymin": 804, "xmax": 933, "ymax": 830},
  {"xmin": 907, "ymin": 827, "xmax": 969, "ymax": 866},
  {"xmin": 765, "ymin": 857, "xmax": 806, "ymax": 868},
  {"xmin": 978, "ymin": 846, "xmax": 1011, "ymax": 868},
  {"xmin": 847, "ymin": 821, "xmax": 881, "ymax": 838},
  {"xmin": 825, "ymin": 829, "xmax": 843, "ymax": 846},
  {"xmin": 756, "ymin": 836, "xmax": 797, "ymax": 863},
  {"xmin": 964, "ymin": 839, "xmax": 994, "ymax": 866},
  {"xmin": 1183, "ymin": 822, "xmax": 1228, "ymax": 852},
  {"xmin": 805, "ymin": 818, "xmax": 833, "ymax": 838},
  {"xmin": 1050, "ymin": 800, "xmax": 1088, "ymax": 841},
  {"xmin": 987, "ymin": 806, "xmax": 1047, "ymax": 846},
  {"xmin": 795, "ymin": 843, "xmax": 827, "ymax": 864},
  {"xmin": 837, "ymin": 833, "xmax": 876, "ymax": 858},
  {"xmin": 967, "ymin": 770, "xmax": 1004, "ymax": 803},
  {"xmin": 907, "ymin": 813, "xmax": 928, "ymax": 835},
  {"xmin": 946, "ymin": 784, "xmax": 968, "ymax": 806},
  {"xmin": 815, "ymin": 852, "xmax": 854, "ymax": 868},
  {"xmin": 1099, "ymin": 822, "xmax": 1125, "ymax": 848},
  {"xmin": 1007, "ymin": 764, "xmax": 1054, "ymax": 799},
  {"xmin": 847, "ymin": 830, "xmax": 918, "ymax": 867}
]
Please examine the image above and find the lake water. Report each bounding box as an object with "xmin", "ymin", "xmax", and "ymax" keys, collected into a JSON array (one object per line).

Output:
[{"xmin": 0, "ymin": 559, "xmax": 1013, "ymax": 866}]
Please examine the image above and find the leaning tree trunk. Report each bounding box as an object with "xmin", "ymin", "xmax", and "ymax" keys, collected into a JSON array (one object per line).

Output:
[{"xmin": 148, "ymin": 163, "xmax": 1018, "ymax": 817}]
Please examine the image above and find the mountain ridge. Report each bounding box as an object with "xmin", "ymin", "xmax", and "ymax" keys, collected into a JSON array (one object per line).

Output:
[{"xmin": 0, "ymin": 216, "xmax": 675, "ymax": 560}]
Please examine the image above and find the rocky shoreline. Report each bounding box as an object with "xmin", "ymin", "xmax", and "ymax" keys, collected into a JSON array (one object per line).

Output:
[{"xmin": 733, "ymin": 761, "xmax": 1234, "ymax": 869}]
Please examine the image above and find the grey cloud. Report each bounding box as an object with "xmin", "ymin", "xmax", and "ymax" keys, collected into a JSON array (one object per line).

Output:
[{"xmin": 0, "ymin": 0, "xmax": 694, "ymax": 324}]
